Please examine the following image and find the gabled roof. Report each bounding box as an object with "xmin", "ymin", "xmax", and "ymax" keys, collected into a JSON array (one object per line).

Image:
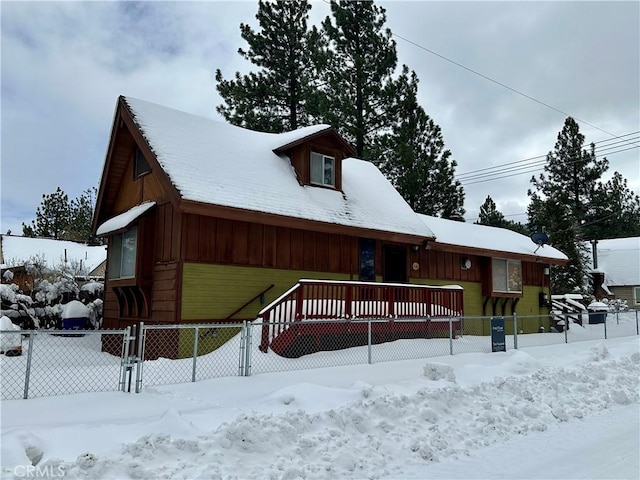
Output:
[
  {"xmin": 121, "ymin": 96, "xmax": 433, "ymax": 240},
  {"xmin": 588, "ymin": 237, "xmax": 640, "ymax": 286},
  {"xmin": 417, "ymin": 214, "xmax": 568, "ymax": 263},
  {"xmin": 0, "ymin": 235, "xmax": 107, "ymax": 274}
]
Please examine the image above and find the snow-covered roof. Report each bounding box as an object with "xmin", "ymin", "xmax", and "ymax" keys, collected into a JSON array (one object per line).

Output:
[
  {"xmin": 123, "ymin": 97, "xmax": 432, "ymax": 239},
  {"xmin": 587, "ymin": 237, "xmax": 640, "ymax": 286},
  {"xmin": 417, "ymin": 214, "xmax": 568, "ymax": 261},
  {"xmin": 0, "ymin": 235, "xmax": 107, "ymax": 273},
  {"xmin": 96, "ymin": 201, "xmax": 156, "ymax": 236}
]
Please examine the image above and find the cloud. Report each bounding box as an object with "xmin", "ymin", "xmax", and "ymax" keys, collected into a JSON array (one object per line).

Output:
[{"xmin": 1, "ymin": 1, "xmax": 638, "ymax": 233}]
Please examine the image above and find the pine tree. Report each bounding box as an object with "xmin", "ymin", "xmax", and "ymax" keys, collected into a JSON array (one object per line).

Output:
[
  {"xmin": 528, "ymin": 117, "xmax": 607, "ymax": 294},
  {"xmin": 320, "ymin": 0, "xmax": 399, "ymax": 158},
  {"xmin": 67, "ymin": 187, "xmax": 98, "ymax": 243},
  {"xmin": 477, "ymin": 196, "xmax": 528, "ymax": 234},
  {"xmin": 583, "ymin": 172, "xmax": 640, "ymax": 239},
  {"xmin": 22, "ymin": 187, "xmax": 98, "ymax": 242},
  {"xmin": 375, "ymin": 67, "xmax": 465, "ymax": 219},
  {"xmin": 477, "ymin": 196, "xmax": 506, "ymax": 227},
  {"xmin": 22, "ymin": 187, "xmax": 71, "ymax": 240},
  {"xmin": 215, "ymin": 0, "xmax": 323, "ymax": 132}
]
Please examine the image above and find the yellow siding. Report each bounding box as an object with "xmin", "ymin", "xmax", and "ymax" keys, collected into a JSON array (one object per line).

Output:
[
  {"xmin": 182, "ymin": 263, "xmax": 350, "ymax": 320},
  {"xmin": 411, "ymin": 279, "xmax": 483, "ymax": 317}
]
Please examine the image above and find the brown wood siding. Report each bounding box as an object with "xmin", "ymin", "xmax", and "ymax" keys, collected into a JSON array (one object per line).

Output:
[
  {"xmin": 522, "ymin": 261, "xmax": 544, "ymax": 286},
  {"xmin": 287, "ymin": 136, "xmax": 349, "ymax": 191},
  {"xmin": 150, "ymin": 262, "xmax": 179, "ymax": 322}
]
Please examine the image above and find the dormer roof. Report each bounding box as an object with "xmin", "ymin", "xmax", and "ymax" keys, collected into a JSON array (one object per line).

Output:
[{"xmin": 109, "ymin": 96, "xmax": 432, "ymax": 240}]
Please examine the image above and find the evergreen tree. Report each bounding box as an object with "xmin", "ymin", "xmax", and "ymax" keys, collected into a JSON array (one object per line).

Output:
[
  {"xmin": 320, "ymin": 0, "xmax": 399, "ymax": 158},
  {"xmin": 477, "ymin": 196, "xmax": 528, "ymax": 234},
  {"xmin": 530, "ymin": 117, "xmax": 608, "ymax": 223},
  {"xmin": 22, "ymin": 187, "xmax": 98, "ymax": 242},
  {"xmin": 375, "ymin": 67, "xmax": 465, "ymax": 219},
  {"xmin": 67, "ymin": 187, "xmax": 98, "ymax": 243},
  {"xmin": 22, "ymin": 187, "xmax": 71, "ymax": 240},
  {"xmin": 477, "ymin": 196, "xmax": 506, "ymax": 227},
  {"xmin": 215, "ymin": 0, "xmax": 323, "ymax": 132},
  {"xmin": 583, "ymin": 172, "xmax": 640, "ymax": 239},
  {"xmin": 528, "ymin": 117, "xmax": 607, "ymax": 294}
]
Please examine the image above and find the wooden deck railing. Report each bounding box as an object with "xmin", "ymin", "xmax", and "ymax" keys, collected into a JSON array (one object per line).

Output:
[{"xmin": 258, "ymin": 279, "xmax": 464, "ymax": 353}]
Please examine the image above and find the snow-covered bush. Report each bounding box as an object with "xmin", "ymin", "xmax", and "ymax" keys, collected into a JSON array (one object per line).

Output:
[{"xmin": 0, "ymin": 315, "xmax": 22, "ymax": 353}]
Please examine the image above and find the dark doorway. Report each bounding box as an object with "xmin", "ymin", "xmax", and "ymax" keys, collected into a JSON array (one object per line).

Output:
[{"xmin": 383, "ymin": 245, "xmax": 407, "ymax": 283}]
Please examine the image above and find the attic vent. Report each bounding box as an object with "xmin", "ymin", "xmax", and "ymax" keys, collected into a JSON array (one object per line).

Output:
[{"xmin": 134, "ymin": 147, "xmax": 151, "ymax": 178}]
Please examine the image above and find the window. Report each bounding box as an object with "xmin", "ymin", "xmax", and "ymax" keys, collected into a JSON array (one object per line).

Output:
[
  {"xmin": 492, "ymin": 258, "xmax": 522, "ymax": 293},
  {"xmin": 108, "ymin": 227, "xmax": 137, "ymax": 279},
  {"xmin": 634, "ymin": 287, "xmax": 640, "ymax": 305},
  {"xmin": 359, "ymin": 239, "xmax": 375, "ymax": 282},
  {"xmin": 134, "ymin": 147, "xmax": 151, "ymax": 178},
  {"xmin": 310, "ymin": 152, "xmax": 335, "ymax": 187}
]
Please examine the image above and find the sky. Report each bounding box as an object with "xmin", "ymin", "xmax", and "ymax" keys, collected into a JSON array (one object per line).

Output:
[
  {"xmin": 1, "ymin": 1, "xmax": 639, "ymax": 235},
  {"xmin": 1, "ymin": 318, "xmax": 639, "ymax": 478}
]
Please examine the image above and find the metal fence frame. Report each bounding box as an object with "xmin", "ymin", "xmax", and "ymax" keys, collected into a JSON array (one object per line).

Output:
[
  {"xmin": 3, "ymin": 311, "xmax": 638, "ymax": 399},
  {"xmin": 0, "ymin": 328, "xmax": 130, "ymax": 400}
]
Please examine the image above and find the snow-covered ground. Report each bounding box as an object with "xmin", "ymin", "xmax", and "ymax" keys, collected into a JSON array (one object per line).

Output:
[{"xmin": 1, "ymin": 331, "xmax": 638, "ymax": 479}]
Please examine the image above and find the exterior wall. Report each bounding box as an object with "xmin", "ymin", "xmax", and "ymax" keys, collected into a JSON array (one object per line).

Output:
[
  {"xmin": 609, "ymin": 286, "xmax": 638, "ymax": 307},
  {"xmin": 182, "ymin": 263, "xmax": 351, "ymax": 321}
]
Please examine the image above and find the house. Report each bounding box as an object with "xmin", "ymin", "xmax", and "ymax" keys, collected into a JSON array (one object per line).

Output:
[
  {"xmin": 589, "ymin": 237, "xmax": 640, "ymax": 307},
  {"xmin": 93, "ymin": 96, "xmax": 567, "ymax": 357},
  {"xmin": 0, "ymin": 234, "xmax": 107, "ymax": 292}
]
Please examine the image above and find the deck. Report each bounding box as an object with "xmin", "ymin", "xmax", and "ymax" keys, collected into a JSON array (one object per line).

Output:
[{"xmin": 258, "ymin": 279, "xmax": 464, "ymax": 357}]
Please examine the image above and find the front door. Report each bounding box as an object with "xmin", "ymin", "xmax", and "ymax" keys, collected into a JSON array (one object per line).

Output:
[{"xmin": 383, "ymin": 245, "xmax": 407, "ymax": 283}]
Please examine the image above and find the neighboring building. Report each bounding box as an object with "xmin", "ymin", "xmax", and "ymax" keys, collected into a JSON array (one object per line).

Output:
[
  {"xmin": 0, "ymin": 234, "xmax": 107, "ymax": 292},
  {"xmin": 589, "ymin": 237, "xmax": 640, "ymax": 307},
  {"xmin": 93, "ymin": 96, "xmax": 567, "ymax": 356}
]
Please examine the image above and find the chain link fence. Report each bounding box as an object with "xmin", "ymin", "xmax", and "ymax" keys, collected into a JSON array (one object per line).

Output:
[
  {"xmin": 0, "ymin": 329, "xmax": 129, "ymax": 400},
  {"xmin": 3, "ymin": 311, "xmax": 638, "ymax": 398}
]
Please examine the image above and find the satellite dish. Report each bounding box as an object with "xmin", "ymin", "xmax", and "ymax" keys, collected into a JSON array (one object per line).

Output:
[{"xmin": 530, "ymin": 232, "xmax": 549, "ymax": 253}]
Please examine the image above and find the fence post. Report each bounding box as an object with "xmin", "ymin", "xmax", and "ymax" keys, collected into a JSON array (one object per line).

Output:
[
  {"xmin": 604, "ymin": 317, "xmax": 608, "ymax": 340},
  {"xmin": 239, "ymin": 322, "xmax": 246, "ymax": 376},
  {"xmin": 564, "ymin": 314, "xmax": 568, "ymax": 344},
  {"xmin": 135, "ymin": 322, "xmax": 145, "ymax": 393},
  {"xmin": 513, "ymin": 313, "xmax": 518, "ymax": 350},
  {"xmin": 245, "ymin": 321, "xmax": 252, "ymax": 376},
  {"xmin": 367, "ymin": 319, "xmax": 372, "ymax": 365},
  {"xmin": 121, "ymin": 326, "xmax": 131, "ymax": 392},
  {"xmin": 192, "ymin": 326, "xmax": 199, "ymax": 383},
  {"xmin": 636, "ymin": 310, "xmax": 639, "ymax": 336},
  {"xmin": 23, "ymin": 333, "xmax": 35, "ymax": 400},
  {"xmin": 449, "ymin": 317, "xmax": 453, "ymax": 355}
]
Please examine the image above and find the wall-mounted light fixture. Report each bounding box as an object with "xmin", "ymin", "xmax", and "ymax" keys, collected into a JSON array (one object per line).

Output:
[
  {"xmin": 411, "ymin": 245, "xmax": 420, "ymax": 252},
  {"xmin": 543, "ymin": 267, "xmax": 550, "ymax": 276},
  {"xmin": 461, "ymin": 258, "xmax": 472, "ymax": 270},
  {"xmin": 423, "ymin": 240, "xmax": 430, "ymax": 250}
]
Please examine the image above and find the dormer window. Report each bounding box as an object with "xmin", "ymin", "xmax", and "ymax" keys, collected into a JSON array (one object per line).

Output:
[
  {"xmin": 310, "ymin": 152, "xmax": 335, "ymax": 187},
  {"xmin": 134, "ymin": 147, "xmax": 151, "ymax": 178}
]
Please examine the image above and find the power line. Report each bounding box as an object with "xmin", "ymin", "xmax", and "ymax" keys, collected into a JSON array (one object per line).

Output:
[
  {"xmin": 457, "ymin": 131, "xmax": 640, "ymax": 178},
  {"xmin": 458, "ymin": 141, "xmax": 639, "ymax": 184},
  {"xmin": 392, "ymin": 32, "xmax": 621, "ymax": 139},
  {"xmin": 459, "ymin": 144, "xmax": 639, "ymax": 186}
]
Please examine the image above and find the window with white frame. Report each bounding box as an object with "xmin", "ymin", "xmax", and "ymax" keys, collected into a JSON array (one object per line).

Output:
[
  {"xmin": 310, "ymin": 152, "xmax": 335, "ymax": 187},
  {"xmin": 108, "ymin": 227, "xmax": 137, "ymax": 279},
  {"xmin": 492, "ymin": 258, "xmax": 522, "ymax": 293},
  {"xmin": 634, "ymin": 286, "xmax": 640, "ymax": 305}
]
